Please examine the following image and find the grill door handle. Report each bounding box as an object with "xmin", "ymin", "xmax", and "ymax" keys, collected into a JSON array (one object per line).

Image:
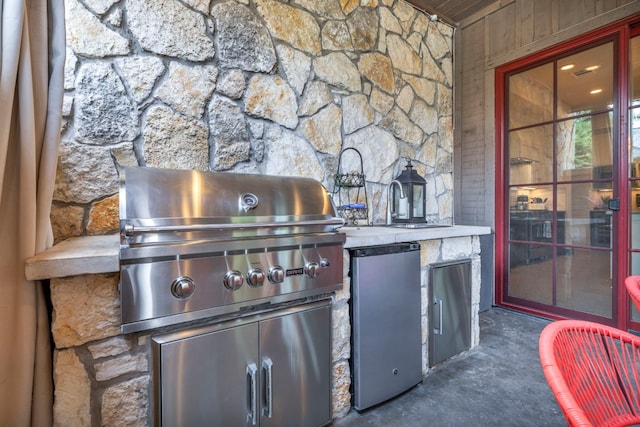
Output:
[
  {"xmin": 247, "ymin": 363, "xmax": 258, "ymax": 425},
  {"xmin": 262, "ymin": 358, "xmax": 273, "ymax": 418},
  {"xmin": 123, "ymin": 218, "xmax": 345, "ymax": 236},
  {"xmin": 434, "ymin": 298, "xmax": 444, "ymax": 335}
]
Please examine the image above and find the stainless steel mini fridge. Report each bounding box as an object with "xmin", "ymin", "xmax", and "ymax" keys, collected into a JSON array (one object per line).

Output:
[
  {"xmin": 350, "ymin": 242, "xmax": 422, "ymax": 411},
  {"xmin": 429, "ymin": 259, "xmax": 472, "ymax": 367}
]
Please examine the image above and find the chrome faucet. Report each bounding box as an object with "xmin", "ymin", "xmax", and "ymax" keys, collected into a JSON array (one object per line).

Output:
[{"xmin": 387, "ymin": 180, "xmax": 406, "ymax": 224}]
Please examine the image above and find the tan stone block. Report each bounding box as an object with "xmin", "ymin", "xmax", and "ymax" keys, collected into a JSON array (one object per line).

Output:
[
  {"xmin": 358, "ymin": 52, "xmax": 395, "ymax": 93},
  {"xmin": 370, "ymin": 87, "xmax": 394, "ymax": 114},
  {"xmin": 255, "ymin": 0, "xmax": 321, "ymax": 55},
  {"xmin": 442, "ymin": 236, "xmax": 472, "ymax": 260},
  {"xmin": 95, "ymin": 353, "xmax": 148, "ymax": 382},
  {"xmin": 88, "ymin": 336, "xmax": 131, "ymax": 359},
  {"xmin": 332, "ymin": 303, "xmax": 351, "ymax": 361},
  {"xmin": 420, "ymin": 238, "xmax": 441, "ymax": 265},
  {"xmin": 143, "ymin": 105, "xmax": 209, "ymax": 170},
  {"xmin": 87, "ymin": 194, "xmax": 119, "ymax": 235},
  {"xmin": 339, "ymin": 0, "xmax": 358, "ymax": 15},
  {"xmin": 51, "ymin": 204, "xmax": 85, "ymax": 244},
  {"xmin": 51, "ymin": 273, "xmax": 120, "ymax": 348},
  {"xmin": 53, "ymin": 349, "xmax": 91, "ymax": 427},
  {"xmin": 300, "ymin": 104, "xmax": 342, "ymax": 155},
  {"xmin": 332, "ymin": 360, "xmax": 352, "ymax": 418},
  {"xmin": 101, "ymin": 376, "xmax": 150, "ymax": 426}
]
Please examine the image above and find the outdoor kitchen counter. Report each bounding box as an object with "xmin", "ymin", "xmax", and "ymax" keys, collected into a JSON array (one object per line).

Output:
[
  {"xmin": 25, "ymin": 225, "xmax": 492, "ymax": 280},
  {"xmin": 341, "ymin": 224, "xmax": 492, "ymax": 248},
  {"xmin": 25, "ymin": 234, "xmax": 120, "ymax": 280}
]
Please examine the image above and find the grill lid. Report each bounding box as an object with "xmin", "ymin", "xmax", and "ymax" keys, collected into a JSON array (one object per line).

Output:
[{"xmin": 119, "ymin": 166, "xmax": 344, "ymax": 247}]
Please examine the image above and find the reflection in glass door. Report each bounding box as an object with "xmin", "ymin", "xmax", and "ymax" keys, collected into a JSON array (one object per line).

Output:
[{"xmin": 504, "ymin": 40, "xmax": 617, "ymax": 322}]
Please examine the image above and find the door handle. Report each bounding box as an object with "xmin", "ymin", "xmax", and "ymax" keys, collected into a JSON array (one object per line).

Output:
[
  {"xmin": 262, "ymin": 358, "xmax": 273, "ymax": 418},
  {"xmin": 434, "ymin": 298, "xmax": 443, "ymax": 335},
  {"xmin": 247, "ymin": 363, "xmax": 258, "ymax": 425}
]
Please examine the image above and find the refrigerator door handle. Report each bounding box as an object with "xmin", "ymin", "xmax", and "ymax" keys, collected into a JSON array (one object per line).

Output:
[
  {"xmin": 262, "ymin": 358, "xmax": 273, "ymax": 418},
  {"xmin": 247, "ymin": 363, "xmax": 258, "ymax": 425},
  {"xmin": 434, "ymin": 298, "xmax": 443, "ymax": 335}
]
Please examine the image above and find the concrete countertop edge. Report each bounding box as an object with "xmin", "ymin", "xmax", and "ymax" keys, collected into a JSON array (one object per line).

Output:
[{"xmin": 25, "ymin": 225, "xmax": 493, "ymax": 281}]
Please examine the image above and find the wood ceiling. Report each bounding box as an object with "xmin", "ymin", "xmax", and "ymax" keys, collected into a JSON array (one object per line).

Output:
[{"xmin": 405, "ymin": 0, "xmax": 499, "ymax": 25}]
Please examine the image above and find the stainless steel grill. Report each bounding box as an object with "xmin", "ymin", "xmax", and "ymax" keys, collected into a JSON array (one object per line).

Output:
[{"xmin": 118, "ymin": 166, "xmax": 345, "ymax": 333}]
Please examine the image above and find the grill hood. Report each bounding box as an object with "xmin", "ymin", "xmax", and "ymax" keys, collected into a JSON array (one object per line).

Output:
[{"xmin": 119, "ymin": 166, "xmax": 344, "ymax": 248}]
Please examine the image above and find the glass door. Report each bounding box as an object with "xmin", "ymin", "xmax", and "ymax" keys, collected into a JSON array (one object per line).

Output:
[
  {"xmin": 629, "ymin": 32, "xmax": 640, "ymax": 327},
  {"xmin": 502, "ymin": 38, "xmax": 619, "ymax": 324}
]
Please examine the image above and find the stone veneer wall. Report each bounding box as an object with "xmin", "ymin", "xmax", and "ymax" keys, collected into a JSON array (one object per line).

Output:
[
  {"xmin": 49, "ymin": 0, "xmax": 456, "ymax": 425},
  {"xmin": 52, "ymin": 0, "xmax": 454, "ymax": 241}
]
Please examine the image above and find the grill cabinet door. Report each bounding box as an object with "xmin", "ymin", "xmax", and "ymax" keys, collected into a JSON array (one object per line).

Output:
[
  {"xmin": 259, "ymin": 303, "xmax": 332, "ymax": 427},
  {"xmin": 156, "ymin": 322, "xmax": 259, "ymax": 427},
  {"xmin": 429, "ymin": 260, "xmax": 471, "ymax": 367}
]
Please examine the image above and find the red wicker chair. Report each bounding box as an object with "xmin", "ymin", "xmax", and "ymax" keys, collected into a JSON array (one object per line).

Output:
[
  {"xmin": 625, "ymin": 275, "xmax": 640, "ymax": 312},
  {"xmin": 539, "ymin": 320, "xmax": 640, "ymax": 427}
]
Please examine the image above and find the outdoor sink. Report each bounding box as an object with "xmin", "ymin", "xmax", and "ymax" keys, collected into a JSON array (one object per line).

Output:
[{"xmin": 387, "ymin": 223, "xmax": 453, "ymax": 229}]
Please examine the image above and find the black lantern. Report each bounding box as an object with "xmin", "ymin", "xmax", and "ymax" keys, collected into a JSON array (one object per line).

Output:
[{"xmin": 391, "ymin": 159, "xmax": 426, "ymax": 224}]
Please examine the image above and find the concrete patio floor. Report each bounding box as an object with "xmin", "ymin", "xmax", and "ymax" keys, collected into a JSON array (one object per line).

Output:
[{"xmin": 332, "ymin": 308, "xmax": 566, "ymax": 427}]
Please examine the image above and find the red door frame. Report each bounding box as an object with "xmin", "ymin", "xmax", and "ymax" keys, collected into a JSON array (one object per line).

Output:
[{"xmin": 494, "ymin": 15, "xmax": 640, "ymax": 330}]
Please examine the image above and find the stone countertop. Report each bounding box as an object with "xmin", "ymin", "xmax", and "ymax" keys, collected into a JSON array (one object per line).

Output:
[
  {"xmin": 25, "ymin": 234, "xmax": 120, "ymax": 280},
  {"xmin": 25, "ymin": 225, "xmax": 493, "ymax": 280},
  {"xmin": 342, "ymin": 224, "xmax": 492, "ymax": 248}
]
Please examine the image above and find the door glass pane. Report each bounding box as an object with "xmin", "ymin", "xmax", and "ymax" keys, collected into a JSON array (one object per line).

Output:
[
  {"xmin": 557, "ymin": 183, "xmax": 611, "ymax": 248},
  {"xmin": 509, "ymin": 125, "xmax": 553, "ymax": 185},
  {"xmin": 632, "ymin": 206, "xmax": 640, "ymax": 250},
  {"xmin": 509, "ymin": 185, "xmax": 553, "ymax": 215},
  {"xmin": 631, "ymin": 36, "xmax": 640, "ymax": 106},
  {"xmin": 508, "ymin": 247, "xmax": 553, "ymax": 304},
  {"xmin": 557, "ymin": 42, "xmax": 614, "ymax": 118},
  {"xmin": 630, "ymin": 35, "xmax": 640, "ymax": 323},
  {"xmin": 413, "ymin": 186, "xmax": 424, "ymax": 217},
  {"xmin": 556, "ymin": 248, "xmax": 612, "ymax": 318},
  {"xmin": 631, "ymin": 110, "xmax": 640, "ymax": 251},
  {"xmin": 556, "ymin": 113, "xmax": 614, "ymax": 184},
  {"xmin": 508, "ymin": 62, "xmax": 553, "ymax": 129},
  {"xmin": 632, "ymin": 107, "xmax": 640, "ymax": 188}
]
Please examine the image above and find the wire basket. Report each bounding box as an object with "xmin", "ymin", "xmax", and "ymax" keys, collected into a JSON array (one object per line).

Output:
[
  {"xmin": 337, "ymin": 205, "xmax": 369, "ymax": 225},
  {"xmin": 335, "ymin": 172, "xmax": 365, "ymax": 188}
]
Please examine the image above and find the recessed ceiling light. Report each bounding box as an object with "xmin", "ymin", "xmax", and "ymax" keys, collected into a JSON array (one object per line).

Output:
[
  {"xmin": 560, "ymin": 64, "xmax": 575, "ymax": 71},
  {"xmin": 590, "ymin": 89, "xmax": 603, "ymax": 94},
  {"xmin": 585, "ymin": 65, "xmax": 600, "ymax": 71}
]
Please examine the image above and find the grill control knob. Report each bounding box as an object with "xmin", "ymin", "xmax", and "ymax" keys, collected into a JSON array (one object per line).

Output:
[
  {"xmin": 246, "ymin": 268, "xmax": 265, "ymax": 287},
  {"xmin": 304, "ymin": 262, "xmax": 320, "ymax": 278},
  {"xmin": 320, "ymin": 258, "xmax": 330, "ymax": 267},
  {"xmin": 171, "ymin": 276, "xmax": 196, "ymax": 299},
  {"xmin": 223, "ymin": 270, "xmax": 244, "ymax": 291},
  {"xmin": 268, "ymin": 266, "xmax": 285, "ymax": 284}
]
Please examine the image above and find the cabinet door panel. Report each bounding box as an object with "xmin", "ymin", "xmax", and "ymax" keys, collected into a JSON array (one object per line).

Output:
[
  {"xmin": 157, "ymin": 323, "xmax": 259, "ymax": 427},
  {"xmin": 259, "ymin": 304, "xmax": 332, "ymax": 427}
]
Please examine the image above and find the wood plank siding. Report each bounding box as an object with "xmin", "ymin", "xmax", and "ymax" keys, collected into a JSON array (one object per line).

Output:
[{"xmin": 453, "ymin": 0, "xmax": 640, "ymax": 227}]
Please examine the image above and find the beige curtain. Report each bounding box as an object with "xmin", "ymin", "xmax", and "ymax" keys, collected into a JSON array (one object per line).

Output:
[{"xmin": 0, "ymin": 0, "xmax": 65, "ymax": 425}]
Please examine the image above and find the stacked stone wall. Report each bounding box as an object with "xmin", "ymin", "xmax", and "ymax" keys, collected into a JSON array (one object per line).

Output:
[{"xmin": 52, "ymin": 0, "xmax": 454, "ymax": 242}]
